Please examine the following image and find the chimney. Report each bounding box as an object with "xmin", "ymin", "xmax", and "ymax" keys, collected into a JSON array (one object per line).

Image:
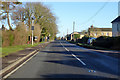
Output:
[{"xmin": 91, "ymin": 25, "xmax": 94, "ymax": 28}]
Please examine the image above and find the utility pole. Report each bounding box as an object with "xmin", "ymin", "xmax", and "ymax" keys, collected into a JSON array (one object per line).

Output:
[
  {"xmin": 67, "ymin": 28, "xmax": 68, "ymax": 35},
  {"xmin": 67, "ymin": 28, "xmax": 68, "ymax": 40},
  {"xmin": 73, "ymin": 21, "xmax": 75, "ymax": 40},
  {"xmin": 73, "ymin": 21, "xmax": 75, "ymax": 33},
  {"xmin": 31, "ymin": 13, "xmax": 35, "ymax": 46},
  {"xmin": 31, "ymin": 20, "xmax": 34, "ymax": 45}
]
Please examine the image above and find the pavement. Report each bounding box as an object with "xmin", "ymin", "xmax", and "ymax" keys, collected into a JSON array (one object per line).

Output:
[
  {"xmin": 2, "ymin": 42, "xmax": 49, "ymax": 69},
  {"xmin": 3, "ymin": 40, "xmax": 120, "ymax": 80}
]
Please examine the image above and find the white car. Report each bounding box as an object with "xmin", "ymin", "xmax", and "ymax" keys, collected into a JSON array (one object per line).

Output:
[{"xmin": 87, "ymin": 37, "xmax": 96, "ymax": 45}]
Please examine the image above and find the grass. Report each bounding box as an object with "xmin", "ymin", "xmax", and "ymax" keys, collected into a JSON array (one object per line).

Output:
[
  {"xmin": 0, "ymin": 47, "xmax": 2, "ymax": 57},
  {"xmin": 77, "ymin": 43, "xmax": 107, "ymax": 50},
  {"xmin": 68, "ymin": 41, "xmax": 108, "ymax": 50},
  {"xmin": 1, "ymin": 42, "xmax": 44, "ymax": 57}
]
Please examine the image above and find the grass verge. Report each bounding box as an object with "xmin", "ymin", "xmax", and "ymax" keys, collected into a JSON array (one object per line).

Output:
[
  {"xmin": 1, "ymin": 42, "xmax": 44, "ymax": 57},
  {"xmin": 68, "ymin": 41, "xmax": 109, "ymax": 50},
  {"xmin": 77, "ymin": 43, "xmax": 108, "ymax": 50}
]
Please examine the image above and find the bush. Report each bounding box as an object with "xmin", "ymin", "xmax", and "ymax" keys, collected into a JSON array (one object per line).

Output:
[
  {"xmin": 2, "ymin": 31, "xmax": 11, "ymax": 47},
  {"xmin": 93, "ymin": 36, "xmax": 111, "ymax": 48},
  {"xmin": 74, "ymin": 34, "xmax": 80, "ymax": 39},
  {"xmin": 0, "ymin": 30, "xmax": 2, "ymax": 47},
  {"xmin": 2, "ymin": 22, "xmax": 29, "ymax": 47},
  {"xmin": 9, "ymin": 33, "xmax": 14, "ymax": 46},
  {"xmin": 13, "ymin": 22, "xmax": 28, "ymax": 46},
  {"xmin": 93, "ymin": 36, "xmax": 120, "ymax": 50},
  {"xmin": 76, "ymin": 39, "xmax": 82, "ymax": 43},
  {"xmin": 33, "ymin": 23, "xmax": 42, "ymax": 42},
  {"xmin": 81, "ymin": 35, "xmax": 90, "ymax": 44},
  {"xmin": 112, "ymin": 36, "xmax": 120, "ymax": 50}
]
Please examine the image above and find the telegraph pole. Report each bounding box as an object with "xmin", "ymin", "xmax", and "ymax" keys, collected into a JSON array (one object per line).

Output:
[
  {"xmin": 31, "ymin": 13, "xmax": 35, "ymax": 45},
  {"xmin": 67, "ymin": 28, "xmax": 68, "ymax": 40},
  {"xmin": 73, "ymin": 21, "xmax": 75, "ymax": 33},
  {"xmin": 31, "ymin": 20, "xmax": 34, "ymax": 45},
  {"xmin": 67, "ymin": 28, "xmax": 68, "ymax": 35},
  {"xmin": 73, "ymin": 21, "xmax": 75, "ymax": 40}
]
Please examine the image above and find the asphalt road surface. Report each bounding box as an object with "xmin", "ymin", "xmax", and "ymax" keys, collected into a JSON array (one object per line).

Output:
[{"xmin": 6, "ymin": 40, "xmax": 120, "ymax": 80}]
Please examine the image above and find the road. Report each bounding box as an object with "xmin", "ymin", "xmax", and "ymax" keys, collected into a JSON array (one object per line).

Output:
[{"xmin": 6, "ymin": 40, "xmax": 119, "ymax": 80}]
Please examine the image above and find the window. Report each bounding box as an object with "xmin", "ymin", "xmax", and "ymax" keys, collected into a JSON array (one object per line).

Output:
[
  {"xmin": 106, "ymin": 33, "xmax": 109, "ymax": 36},
  {"xmin": 117, "ymin": 24, "xmax": 120, "ymax": 32},
  {"xmin": 94, "ymin": 33, "xmax": 97, "ymax": 36},
  {"xmin": 102, "ymin": 33, "xmax": 104, "ymax": 35},
  {"xmin": 117, "ymin": 24, "xmax": 119, "ymax": 32}
]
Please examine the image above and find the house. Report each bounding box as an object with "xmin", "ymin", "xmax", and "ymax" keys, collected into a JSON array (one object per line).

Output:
[
  {"xmin": 67, "ymin": 31, "xmax": 88, "ymax": 40},
  {"xmin": 88, "ymin": 25, "xmax": 112, "ymax": 38},
  {"xmin": 78, "ymin": 32, "xmax": 88, "ymax": 39},
  {"xmin": 111, "ymin": 16, "xmax": 120, "ymax": 37}
]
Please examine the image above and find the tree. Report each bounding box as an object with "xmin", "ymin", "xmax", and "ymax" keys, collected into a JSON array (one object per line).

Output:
[
  {"xmin": 2, "ymin": 2, "xmax": 58, "ymax": 47},
  {"xmin": 12, "ymin": 6, "xmax": 26, "ymax": 24},
  {"xmin": 0, "ymin": 1, "xmax": 22, "ymax": 30},
  {"xmin": 25, "ymin": 3, "xmax": 58, "ymax": 40},
  {"xmin": 74, "ymin": 34, "xmax": 80, "ymax": 39}
]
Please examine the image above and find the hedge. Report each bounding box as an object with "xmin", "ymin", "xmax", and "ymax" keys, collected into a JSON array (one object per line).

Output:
[{"xmin": 93, "ymin": 36, "xmax": 120, "ymax": 50}]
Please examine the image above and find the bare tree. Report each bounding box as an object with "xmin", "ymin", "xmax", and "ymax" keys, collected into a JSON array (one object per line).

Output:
[{"xmin": 0, "ymin": 1, "xmax": 22, "ymax": 30}]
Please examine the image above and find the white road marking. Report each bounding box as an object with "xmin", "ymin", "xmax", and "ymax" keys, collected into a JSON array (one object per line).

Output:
[
  {"xmin": 60, "ymin": 41, "xmax": 86, "ymax": 66},
  {"xmin": 3, "ymin": 51, "xmax": 39, "ymax": 79},
  {"xmin": 65, "ymin": 48, "xmax": 69, "ymax": 51},
  {"xmin": 72, "ymin": 54, "xmax": 86, "ymax": 65}
]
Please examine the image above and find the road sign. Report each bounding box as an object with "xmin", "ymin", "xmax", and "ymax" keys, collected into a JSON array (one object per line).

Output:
[{"xmin": 31, "ymin": 26, "xmax": 34, "ymax": 30}]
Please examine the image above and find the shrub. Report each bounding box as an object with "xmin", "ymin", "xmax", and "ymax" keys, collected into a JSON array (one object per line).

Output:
[
  {"xmin": 112, "ymin": 36, "xmax": 120, "ymax": 50},
  {"xmin": 0, "ymin": 30, "xmax": 2, "ymax": 47},
  {"xmin": 74, "ymin": 34, "xmax": 80, "ymax": 39},
  {"xmin": 9, "ymin": 33, "xmax": 14, "ymax": 46},
  {"xmin": 93, "ymin": 36, "xmax": 110, "ymax": 48},
  {"xmin": 93, "ymin": 36, "xmax": 120, "ymax": 50},
  {"xmin": 2, "ymin": 22, "xmax": 29, "ymax": 47},
  {"xmin": 76, "ymin": 39, "xmax": 82, "ymax": 43},
  {"xmin": 13, "ymin": 22, "xmax": 28, "ymax": 46},
  {"xmin": 2, "ymin": 31, "xmax": 11, "ymax": 47},
  {"xmin": 81, "ymin": 35, "xmax": 90, "ymax": 44},
  {"xmin": 33, "ymin": 23, "xmax": 42, "ymax": 42}
]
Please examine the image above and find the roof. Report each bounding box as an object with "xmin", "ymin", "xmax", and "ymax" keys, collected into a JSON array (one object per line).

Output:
[
  {"xmin": 89, "ymin": 28, "xmax": 112, "ymax": 31},
  {"xmin": 70, "ymin": 32, "xmax": 88, "ymax": 35},
  {"xmin": 78, "ymin": 32, "xmax": 88, "ymax": 34},
  {"xmin": 111, "ymin": 16, "xmax": 120, "ymax": 23}
]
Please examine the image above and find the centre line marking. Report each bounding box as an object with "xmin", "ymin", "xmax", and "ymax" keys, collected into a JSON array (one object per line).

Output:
[
  {"xmin": 72, "ymin": 54, "xmax": 86, "ymax": 66},
  {"xmin": 60, "ymin": 41, "xmax": 86, "ymax": 66},
  {"xmin": 65, "ymin": 48, "xmax": 69, "ymax": 51}
]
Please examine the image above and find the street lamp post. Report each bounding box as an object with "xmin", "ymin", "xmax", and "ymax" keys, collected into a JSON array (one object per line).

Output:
[
  {"xmin": 32, "ymin": 30, "xmax": 33, "ymax": 45},
  {"xmin": 31, "ymin": 14, "xmax": 35, "ymax": 46}
]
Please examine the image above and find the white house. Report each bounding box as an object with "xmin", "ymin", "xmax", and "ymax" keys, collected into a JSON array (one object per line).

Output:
[
  {"xmin": 111, "ymin": 16, "xmax": 120, "ymax": 37},
  {"xmin": 111, "ymin": 1, "xmax": 120, "ymax": 37}
]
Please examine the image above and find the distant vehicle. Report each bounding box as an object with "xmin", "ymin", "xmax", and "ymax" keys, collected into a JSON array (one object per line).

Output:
[
  {"xmin": 87, "ymin": 37, "xmax": 96, "ymax": 45},
  {"xmin": 34, "ymin": 36, "xmax": 38, "ymax": 41}
]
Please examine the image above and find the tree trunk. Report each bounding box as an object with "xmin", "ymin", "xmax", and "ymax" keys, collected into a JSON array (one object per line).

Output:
[{"xmin": 7, "ymin": 13, "xmax": 13, "ymax": 30}]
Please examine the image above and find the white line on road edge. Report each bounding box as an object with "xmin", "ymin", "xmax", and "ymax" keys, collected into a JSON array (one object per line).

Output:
[
  {"xmin": 3, "ymin": 51, "xmax": 39, "ymax": 79},
  {"xmin": 60, "ymin": 42, "xmax": 86, "ymax": 66}
]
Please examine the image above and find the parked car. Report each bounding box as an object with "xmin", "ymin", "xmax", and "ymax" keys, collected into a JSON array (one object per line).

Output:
[{"xmin": 87, "ymin": 37, "xmax": 96, "ymax": 45}]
